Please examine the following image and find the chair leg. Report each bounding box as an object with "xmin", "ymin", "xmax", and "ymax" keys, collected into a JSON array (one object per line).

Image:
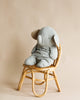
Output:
[
  {"xmin": 32, "ymin": 70, "xmax": 48, "ymax": 97},
  {"xmin": 17, "ymin": 67, "xmax": 26, "ymax": 91},
  {"xmin": 53, "ymin": 71, "xmax": 61, "ymax": 92}
]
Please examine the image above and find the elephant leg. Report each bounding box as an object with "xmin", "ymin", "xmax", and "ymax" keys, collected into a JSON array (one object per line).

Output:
[
  {"xmin": 36, "ymin": 58, "xmax": 53, "ymax": 68},
  {"xmin": 24, "ymin": 56, "xmax": 36, "ymax": 65}
]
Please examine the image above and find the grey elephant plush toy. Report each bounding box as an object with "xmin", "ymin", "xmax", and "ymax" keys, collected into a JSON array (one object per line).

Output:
[{"xmin": 24, "ymin": 26, "xmax": 59, "ymax": 68}]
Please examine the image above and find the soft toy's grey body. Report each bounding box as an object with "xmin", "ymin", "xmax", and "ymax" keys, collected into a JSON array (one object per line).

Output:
[{"xmin": 24, "ymin": 26, "xmax": 59, "ymax": 68}]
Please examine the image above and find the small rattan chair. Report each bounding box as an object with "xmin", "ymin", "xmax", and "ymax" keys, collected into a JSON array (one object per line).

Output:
[{"xmin": 17, "ymin": 44, "xmax": 61, "ymax": 97}]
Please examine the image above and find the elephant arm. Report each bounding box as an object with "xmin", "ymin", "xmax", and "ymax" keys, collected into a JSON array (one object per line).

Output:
[
  {"xmin": 49, "ymin": 47, "xmax": 58, "ymax": 60},
  {"xmin": 31, "ymin": 44, "xmax": 37, "ymax": 54}
]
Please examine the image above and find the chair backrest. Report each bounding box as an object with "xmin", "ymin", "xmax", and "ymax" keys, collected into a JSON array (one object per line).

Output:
[{"xmin": 53, "ymin": 44, "xmax": 61, "ymax": 67}]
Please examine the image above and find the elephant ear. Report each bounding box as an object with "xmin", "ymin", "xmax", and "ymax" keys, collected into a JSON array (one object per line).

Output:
[
  {"xmin": 52, "ymin": 35, "xmax": 59, "ymax": 47},
  {"xmin": 31, "ymin": 29, "xmax": 40, "ymax": 40}
]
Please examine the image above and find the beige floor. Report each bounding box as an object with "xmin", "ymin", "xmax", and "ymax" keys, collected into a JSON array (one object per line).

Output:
[
  {"xmin": 0, "ymin": 83, "xmax": 80, "ymax": 100},
  {"xmin": 0, "ymin": 72, "xmax": 80, "ymax": 100}
]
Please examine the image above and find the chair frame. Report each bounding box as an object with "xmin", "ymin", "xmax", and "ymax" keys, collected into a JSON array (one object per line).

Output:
[{"xmin": 17, "ymin": 44, "xmax": 61, "ymax": 97}]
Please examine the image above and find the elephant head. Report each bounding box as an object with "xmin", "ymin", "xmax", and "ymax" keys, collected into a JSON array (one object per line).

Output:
[{"xmin": 31, "ymin": 26, "xmax": 59, "ymax": 47}]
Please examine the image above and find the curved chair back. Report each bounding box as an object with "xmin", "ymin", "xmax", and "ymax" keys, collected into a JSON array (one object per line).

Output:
[{"xmin": 53, "ymin": 44, "xmax": 61, "ymax": 67}]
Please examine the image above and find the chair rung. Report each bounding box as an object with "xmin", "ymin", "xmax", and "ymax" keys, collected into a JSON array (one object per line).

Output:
[
  {"xmin": 25, "ymin": 69, "xmax": 54, "ymax": 77},
  {"xmin": 33, "ymin": 71, "xmax": 54, "ymax": 76},
  {"xmin": 34, "ymin": 78, "xmax": 55, "ymax": 82},
  {"xmin": 35, "ymin": 79, "xmax": 45, "ymax": 82},
  {"xmin": 25, "ymin": 75, "xmax": 55, "ymax": 81},
  {"xmin": 48, "ymin": 78, "xmax": 55, "ymax": 81},
  {"xmin": 25, "ymin": 76, "xmax": 32, "ymax": 79}
]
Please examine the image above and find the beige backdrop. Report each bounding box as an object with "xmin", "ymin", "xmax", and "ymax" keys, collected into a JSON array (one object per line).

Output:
[{"xmin": 0, "ymin": 0, "xmax": 80, "ymax": 100}]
